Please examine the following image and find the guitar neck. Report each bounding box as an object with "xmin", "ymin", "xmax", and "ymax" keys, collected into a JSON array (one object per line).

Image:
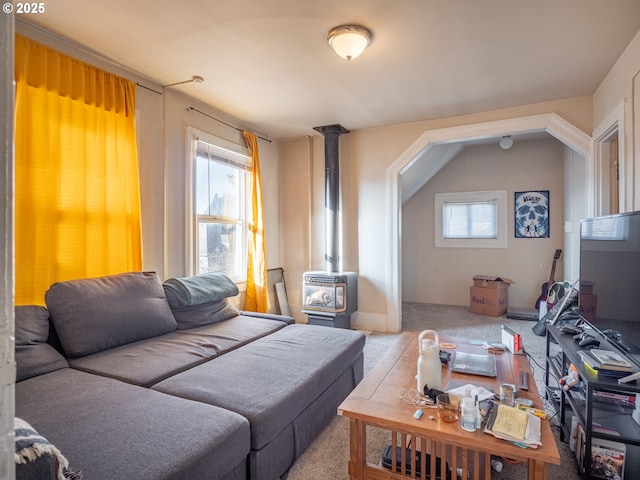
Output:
[
  {"xmin": 547, "ymin": 249, "xmax": 562, "ymax": 285},
  {"xmin": 548, "ymin": 261, "xmax": 557, "ymax": 284}
]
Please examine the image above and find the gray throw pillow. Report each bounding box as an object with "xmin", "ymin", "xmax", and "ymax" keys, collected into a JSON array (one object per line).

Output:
[
  {"xmin": 163, "ymin": 274, "xmax": 239, "ymax": 306},
  {"xmin": 15, "ymin": 306, "xmax": 68, "ymax": 381},
  {"xmin": 164, "ymin": 286, "xmax": 241, "ymax": 329},
  {"xmin": 45, "ymin": 272, "xmax": 177, "ymax": 358}
]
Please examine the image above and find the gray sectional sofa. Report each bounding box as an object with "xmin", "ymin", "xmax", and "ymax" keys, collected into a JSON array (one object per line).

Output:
[{"xmin": 15, "ymin": 271, "xmax": 365, "ymax": 480}]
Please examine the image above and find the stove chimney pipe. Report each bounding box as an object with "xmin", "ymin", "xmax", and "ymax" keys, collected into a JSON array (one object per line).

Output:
[{"xmin": 313, "ymin": 124, "xmax": 349, "ymax": 273}]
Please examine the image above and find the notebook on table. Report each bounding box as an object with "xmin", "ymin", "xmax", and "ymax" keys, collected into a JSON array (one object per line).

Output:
[{"xmin": 450, "ymin": 351, "xmax": 497, "ymax": 377}]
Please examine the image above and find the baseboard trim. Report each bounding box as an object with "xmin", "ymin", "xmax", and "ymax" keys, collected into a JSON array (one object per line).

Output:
[{"xmin": 351, "ymin": 311, "xmax": 395, "ymax": 333}]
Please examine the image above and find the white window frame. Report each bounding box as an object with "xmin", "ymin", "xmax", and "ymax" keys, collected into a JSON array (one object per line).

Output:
[
  {"xmin": 435, "ymin": 190, "xmax": 508, "ymax": 248},
  {"xmin": 186, "ymin": 127, "xmax": 251, "ymax": 280}
]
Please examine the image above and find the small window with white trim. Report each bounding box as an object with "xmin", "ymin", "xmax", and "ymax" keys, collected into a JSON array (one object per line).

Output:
[{"xmin": 435, "ymin": 191, "xmax": 508, "ymax": 248}]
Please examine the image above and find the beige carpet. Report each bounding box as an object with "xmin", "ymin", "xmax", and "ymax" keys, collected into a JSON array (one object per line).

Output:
[{"xmin": 286, "ymin": 302, "xmax": 582, "ymax": 480}]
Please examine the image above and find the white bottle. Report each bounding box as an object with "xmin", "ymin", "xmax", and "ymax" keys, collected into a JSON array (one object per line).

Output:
[
  {"xmin": 461, "ymin": 395, "xmax": 476, "ymax": 432},
  {"xmin": 416, "ymin": 330, "xmax": 442, "ymax": 393}
]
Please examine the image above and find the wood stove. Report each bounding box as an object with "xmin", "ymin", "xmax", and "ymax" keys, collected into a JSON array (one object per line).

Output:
[
  {"xmin": 303, "ymin": 124, "xmax": 358, "ymax": 329},
  {"xmin": 302, "ymin": 271, "xmax": 357, "ymax": 328}
]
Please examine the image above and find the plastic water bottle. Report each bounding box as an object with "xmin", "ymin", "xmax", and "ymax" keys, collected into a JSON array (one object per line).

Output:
[{"xmin": 461, "ymin": 388, "xmax": 476, "ymax": 432}]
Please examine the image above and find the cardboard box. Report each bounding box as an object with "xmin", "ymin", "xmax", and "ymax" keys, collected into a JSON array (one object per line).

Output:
[
  {"xmin": 580, "ymin": 281, "xmax": 594, "ymax": 295},
  {"xmin": 470, "ymin": 275, "xmax": 513, "ymax": 317},
  {"xmin": 470, "ymin": 287, "xmax": 509, "ymax": 316},
  {"xmin": 472, "ymin": 275, "xmax": 514, "ymax": 289},
  {"xmin": 579, "ymin": 294, "xmax": 597, "ymax": 323}
]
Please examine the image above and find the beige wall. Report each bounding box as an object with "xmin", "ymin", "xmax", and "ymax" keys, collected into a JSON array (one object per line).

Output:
[
  {"xmin": 402, "ymin": 138, "xmax": 565, "ymax": 311},
  {"xmin": 282, "ymin": 97, "xmax": 593, "ymax": 331}
]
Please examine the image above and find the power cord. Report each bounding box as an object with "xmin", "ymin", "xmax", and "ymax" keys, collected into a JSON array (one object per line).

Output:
[{"xmin": 397, "ymin": 387, "xmax": 437, "ymax": 408}]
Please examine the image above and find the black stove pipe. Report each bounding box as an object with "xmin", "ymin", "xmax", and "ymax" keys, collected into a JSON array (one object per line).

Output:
[{"xmin": 313, "ymin": 124, "xmax": 349, "ymax": 273}]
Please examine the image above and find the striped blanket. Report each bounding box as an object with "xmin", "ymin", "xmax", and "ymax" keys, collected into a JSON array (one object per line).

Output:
[{"xmin": 14, "ymin": 417, "xmax": 83, "ymax": 480}]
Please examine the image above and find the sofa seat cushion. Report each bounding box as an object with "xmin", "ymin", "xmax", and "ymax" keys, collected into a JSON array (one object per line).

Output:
[
  {"xmin": 45, "ymin": 272, "xmax": 177, "ymax": 358},
  {"xmin": 16, "ymin": 368, "xmax": 250, "ymax": 480},
  {"xmin": 15, "ymin": 306, "xmax": 69, "ymax": 382},
  {"xmin": 68, "ymin": 314, "xmax": 289, "ymax": 386},
  {"xmin": 152, "ymin": 324, "xmax": 365, "ymax": 450}
]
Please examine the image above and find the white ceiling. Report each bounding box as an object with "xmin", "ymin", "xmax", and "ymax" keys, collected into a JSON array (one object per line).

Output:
[{"xmin": 18, "ymin": 0, "xmax": 640, "ymax": 140}]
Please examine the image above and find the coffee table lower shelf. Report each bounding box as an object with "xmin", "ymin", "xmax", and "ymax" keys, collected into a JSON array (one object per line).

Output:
[
  {"xmin": 347, "ymin": 418, "xmax": 552, "ymax": 480},
  {"xmin": 339, "ymin": 333, "xmax": 560, "ymax": 480}
]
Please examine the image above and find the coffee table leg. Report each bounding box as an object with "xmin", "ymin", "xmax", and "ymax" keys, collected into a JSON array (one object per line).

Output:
[
  {"xmin": 528, "ymin": 459, "xmax": 547, "ymax": 480},
  {"xmin": 348, "ymin": 418, "xmax": 366, "ymax": 479}
]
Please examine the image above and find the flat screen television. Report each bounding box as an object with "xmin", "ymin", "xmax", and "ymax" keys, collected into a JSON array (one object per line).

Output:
[{"xmin": 579, "ymin": 211, "xmax": 640, "ymax": 367}]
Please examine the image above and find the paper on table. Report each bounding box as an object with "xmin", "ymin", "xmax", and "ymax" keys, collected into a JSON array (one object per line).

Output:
[
  {"xmin": 483, "ymin": 402, "xmax": 542, "ymax": 448},
  {"xmin": 445, "ymin": 384, "xmax": 495, "ymax": 402},
  {"xmin": 491, "ymin": 404, "xmax": 528, "ymax": 440}
]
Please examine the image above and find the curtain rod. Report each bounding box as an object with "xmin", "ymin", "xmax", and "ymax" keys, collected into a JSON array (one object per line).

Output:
[
  {"xmin": 132, "ymin": 85, "xmax": 272, "ymax": 143},
  {"xmin": 187, "ymin": 106, "xmax": 272, "ymax": 143},
  {"xmin": 136, "ymin": 83, "xmax": 162, "ymax": 95}
]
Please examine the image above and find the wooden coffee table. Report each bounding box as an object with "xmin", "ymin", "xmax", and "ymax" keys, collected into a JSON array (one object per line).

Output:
[{"xmin": 338, "ymin": 332, "xmax": 561, "ymax": 480}]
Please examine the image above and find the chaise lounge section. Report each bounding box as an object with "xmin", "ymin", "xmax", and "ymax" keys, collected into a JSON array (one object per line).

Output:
[{"xmin": 15, "ymin": 271, "xmax": 365, "ymax": 480}]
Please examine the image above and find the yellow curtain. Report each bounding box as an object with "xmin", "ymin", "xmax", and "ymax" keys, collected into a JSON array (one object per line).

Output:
[
  {"xmin": 14, "ymin": 35, "xmax": 142, "ymax": 305},
  {"xmin": 243, "ymin": 131, "xmax": 268, "ymax": 312}
]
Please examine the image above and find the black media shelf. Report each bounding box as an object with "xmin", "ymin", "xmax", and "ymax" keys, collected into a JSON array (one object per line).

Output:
[{"xmin": 545, "ymin": 324, "xmax": 640, "ymax": 479}]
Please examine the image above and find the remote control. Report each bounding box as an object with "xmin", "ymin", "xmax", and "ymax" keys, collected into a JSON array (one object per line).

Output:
[
  {"xmin": 578, "ymin": 336, "xmax": 600, "ymax": 348},
  {"xmin": 518, "ymin": 370, "xmax": 529, "ymax": 391},
  {"xmin": 560, "ymin": 324, "xmax": 582, "ymax": 335}
]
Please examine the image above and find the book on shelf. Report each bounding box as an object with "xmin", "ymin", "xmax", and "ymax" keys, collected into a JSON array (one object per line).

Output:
[
  {"xmin": 590, "ymin": 438, "xmax": 625, "ymax": 480},
  {"xmin": 590, "ymin": 349, "xmax": 633, "ymax": 371},
  {"xmin": 592, "ymin": 422, "xmax": 620, "ymax": 436},
  {"xmin": 578, "ymin": 350, "xmax": 632, "ymax": 378},
  {"xmin": 597, "ymin": 368, "xmax": 633, "ymax": 379},
  {"xmin": 593, "ymin": 390, "xmax": 636, "ymax": 409},
  {"xmin": 576, "ymin": 421, "xmax": 586, "ymax": 471},
  {"xmin": 569, "ymin": 415, "xmax": 579, "ymax": 452}
]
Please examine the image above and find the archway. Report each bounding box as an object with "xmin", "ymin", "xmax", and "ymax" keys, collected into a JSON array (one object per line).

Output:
[{"xmin": 386, "ymin": 113, "xmax": 593, "ymax": 332}]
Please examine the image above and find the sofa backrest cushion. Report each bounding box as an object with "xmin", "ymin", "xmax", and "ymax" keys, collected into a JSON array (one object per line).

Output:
[
  {"xmin": 45, "ymin": 272, "xmax": 177, "ymax": 358},
  {"xmin": 163, "ymin": 289, "xmax": 241, "ymax": 330},
  {"xmin": 15, "ymin": 305, "xmax": 69, "ymax": 382}
]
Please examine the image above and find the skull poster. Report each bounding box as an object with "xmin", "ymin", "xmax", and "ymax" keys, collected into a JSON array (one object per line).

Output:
[{"xmin": 515, "ymin": 190, "xmax": 549, "ymax": 238}]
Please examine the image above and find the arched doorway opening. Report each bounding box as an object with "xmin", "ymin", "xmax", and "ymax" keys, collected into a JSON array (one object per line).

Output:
[{"xmin": 385, "ymin": 113, "xmax": 592, "ymax": 332}]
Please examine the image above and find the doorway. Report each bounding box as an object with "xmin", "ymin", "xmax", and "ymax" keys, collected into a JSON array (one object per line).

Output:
[
  {"xmin": 593, "ymin": 101, "xmax": 626, "ymax": 216},
  {"xmin": 385, "ymin": 114, "xmax": 593, "ymax": 332}
]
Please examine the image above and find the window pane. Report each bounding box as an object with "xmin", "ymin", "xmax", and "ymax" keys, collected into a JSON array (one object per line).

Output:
[
  {"xmin": 198, "ymin": 222, "xmax": 243, "ymax": 277},
  {"xmin": 196, "ymin": 157, "xmax": 242, "ymax": 218},
  {"xmin": 444, "ymin": 201, "xmax": 496, "ymax": 239},
  {"xmin": 192, "ymin": 132, "xmax": 249, "ymax": 280}
]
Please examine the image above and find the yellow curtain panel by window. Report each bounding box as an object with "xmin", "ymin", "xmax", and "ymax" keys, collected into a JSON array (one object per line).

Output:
[
  {"xmin": 14, "ymin": 35, "xmax": 142, "ymax": 305},
  {"xmin": 243, "ymin": 131, "xmax": 268, "ymax": 313}
]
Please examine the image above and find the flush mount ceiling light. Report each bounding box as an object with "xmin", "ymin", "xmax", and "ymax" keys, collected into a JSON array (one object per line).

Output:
[
  {"xmin": 499, "ymin": 135, "xmax": 514, "ymax": 150},
  {"xmin": 327, "ymin": 25, "xmax": 372, "ymax": 61}
]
